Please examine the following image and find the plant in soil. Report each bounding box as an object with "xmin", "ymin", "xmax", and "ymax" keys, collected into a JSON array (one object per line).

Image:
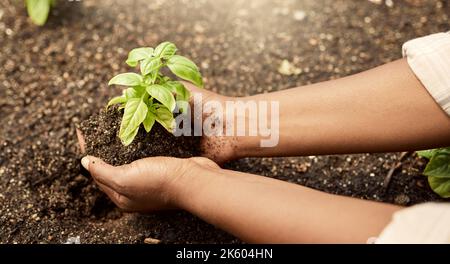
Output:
[
  {"xmin": 79, "ymin": 42, "xmax": 204, "ymax": 165},
  {"xmin": 25, "ymin": 0, "xmax": 56, "ymax": 25},
  {"xmin": 417, "ymin": 147, "xmax": 450, "ymax": 198}
]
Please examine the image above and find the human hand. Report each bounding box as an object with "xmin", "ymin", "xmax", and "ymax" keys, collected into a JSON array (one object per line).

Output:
[
  {"xmin": 182, "ymin": 82, "xmax": 238, "ymax": 164},
  {"xmin": 80, "ymin": 155, "xmax": 219, "ymax": 212},
  {"xmin": 77, "ymin": 83, "xmax": 240, "ymax": 164}
]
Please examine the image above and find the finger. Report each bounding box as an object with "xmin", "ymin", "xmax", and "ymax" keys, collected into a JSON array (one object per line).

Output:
[
  {"xmin": 93, "ymin": 179, "xmax": 133, "ymax": 211},
  {"xmin": 81, "ymin": 155, "xmax": 130, "ymax": 193},
  {"xmin": 76, "ymin": 128, "xmax": 86, "ymax": 153},
  {"xmin": 94, "ymin": 179, "xmax": 121, "ymax": 204}
]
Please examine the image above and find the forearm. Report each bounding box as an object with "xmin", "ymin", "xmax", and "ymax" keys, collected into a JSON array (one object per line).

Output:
[
  {"xmin": 235, "ymin": 59, "xmax": 450, "ymax": 158},
  {"xmin": 171, "ymin": 165, "xmax": 401, "ymax": 243}
]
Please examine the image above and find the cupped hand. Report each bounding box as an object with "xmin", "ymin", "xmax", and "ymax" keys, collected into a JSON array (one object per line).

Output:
[
  {"xmin": 75, "ymin": 82, "xmax": 236, "ymax": 212},
  {"xmin": 80, "ymin": 155, "xmax": 218, "ymax": 212}
]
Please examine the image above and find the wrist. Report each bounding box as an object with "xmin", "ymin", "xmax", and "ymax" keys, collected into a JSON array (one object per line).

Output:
[
  {"xmin": 165, "ymin": 158, "xmax": 220, "ymax": 210},
  {"xmin": 229, "ymin": 95, "xmax": 271, "ymax": 159}
]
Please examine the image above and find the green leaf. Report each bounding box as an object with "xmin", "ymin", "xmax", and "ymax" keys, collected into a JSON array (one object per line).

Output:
[
  {"xmin": 119, "ymin": 98, "xmax": 148, "ymax": 145},
  {"xmin": 423, "ymin": 152, "xmax": 450, "ymax": 178},
  {"xmin": 146, "ymin": 84, "xmax": 176, "ymax": 111},
  {"xmin": 154, "ymin": 42, "xmax": 177, "ymax": 60},
  {"xmin": 163, "ymin": 81, "xmax": 191, "ymax": 113},
  {"xmin": 107, "ymin": 96, "xmax": 127, "ymax": 109},
  {"xmin": 428, "ymin": 176, "xmax": 450, "ymax": 198},
  {"xmin": 438, "ymin": 147, "xmax": 450, "ymax": 155},
  {"xmin": 120, "ymin": 126, "xmax": 139, "ymax": 146},
  {"xmin": 154, "ymin": 106, "xmax": 175, "ymax": 132},
  {"xmin": 160, "ymin": 75, "xmax": 171, "ymax": 83},
  {"xmin": 175, "ymin": 82, "xmax": 191, "ymax": 101},
  {"xmin": 143, "ymin": 111, "xmax": 156, "ymax": 133},
  {"xmin": 124, "ymin": 88, "xmax": 137, "ymax": 99},
  {"xmin": 124, "ymin": 87, "xmax": 144, "ymax": 99},
  {"xmin": 167, "ymin": 55, "xmax": 203, "ymax": 87},
  {"xmin": 417, "ymin": 149, "xmax": 437, "ymax": 159},
  {"xmin": 109, "ymin": 73, "xmax": 143, "ymax": 87},
  {"xmin": 26, "ymin": 0, "xmax": 51, "ymax": 26},
  {"xmin": 126, "ymin": 47, "xmax": 154, "ymax": 67},
  {"xmin": 140, "ymin": 57, "xmax": 162, "ymax": 76}
]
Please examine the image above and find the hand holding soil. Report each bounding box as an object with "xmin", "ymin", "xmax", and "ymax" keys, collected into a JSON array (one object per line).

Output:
[
  {"xmin": 77, "ymin": 81, "xmax": 237, "ymax": 165},
  {"xmin": 80, "ymin": 155, "xmax": 218, "ymax": 212}
]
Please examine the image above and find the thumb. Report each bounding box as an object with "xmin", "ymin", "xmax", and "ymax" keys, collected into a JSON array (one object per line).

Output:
[{"xmin": 81, "ymin": 156, "xmax": 129, "ymax": 192}]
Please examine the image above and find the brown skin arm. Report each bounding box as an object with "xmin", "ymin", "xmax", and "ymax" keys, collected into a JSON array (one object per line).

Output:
[
  {"xmin": 79, "ymin": 58, "xmax": 449, "ymax": 243},
  {"xmin": 229, "ymin": 58, "xmax": 450, "ymax": 159},
  {"xmin": 172, "ymin": 162, "xmax": 401, "ymax": 243}
]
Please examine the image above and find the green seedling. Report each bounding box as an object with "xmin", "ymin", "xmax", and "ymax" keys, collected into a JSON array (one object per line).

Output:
[
  {"xmin": 417, "ymin": 147, "xmax": 450, "ymax": 198},
  {"xmin": 25, "ymin": 0, "xmax": 56, "ymax": 26},
  {"xmin": 107, "ymin": 42, "xmax": 203, "ymax": 146}
]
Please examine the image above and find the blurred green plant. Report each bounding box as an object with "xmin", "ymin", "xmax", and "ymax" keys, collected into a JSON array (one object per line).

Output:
[
  {"xmin": 417, "ymin": 147, "xmax": 450, "ymax": 198},
  {"xmin": 107, "ymin": 42, "xmax": 203, "ymax": 146},
  {"xmin": 25, "ymin": 0, "xmax": 56, "ymax": 26}
]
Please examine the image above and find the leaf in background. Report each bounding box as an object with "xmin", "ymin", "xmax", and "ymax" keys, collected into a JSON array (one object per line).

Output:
[
  {"xmin": 154, "ymin": 42, "xmax": 177, "ymax": 60},
  {"xmin": 146, "ymin": 84, "xmax": 176, "ymax": 111},
  {"xmin": 423, "ymin": 152, "xmax": 450, "ymax": 178},
  {"xmin": 428, "ymin": 176, "xmax": 450, "ymax": 198},
  {"xmin": 26, "ymin": 0, "xmax": 51, "ymax": 26},
  {"xmin": 140, "ymin": 57, "xmax": 162, "ymax": 76},
  {"xmin": 143, "ymin": 110, "xmax": 156, "ymax": 133},
  {"xmin": 126, "ymin": 47, "xmax": 154, "ymax": 67},
  {"xmin": 154, "ymin": 106, "xmax": 175, "ymax": 132},
  {"xmin": 119, "ymin": 98, "xmax": 148, "ymax": 145},
  {"xmin": 106, "ymin": 95, "xmax": 127, "ymax": 109},
  {"xmin": 108, "ymin": 73, "xmax": 143, "ymax": 87},
  {"xmin": 167, "ymin": 55, "xmax": 203, "ymax": 87}
]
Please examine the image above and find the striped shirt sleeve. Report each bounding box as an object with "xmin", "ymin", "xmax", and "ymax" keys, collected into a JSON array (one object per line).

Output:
[{"xmin": 402, "ymin": 32, "xmax": 450, "ymax": 116}]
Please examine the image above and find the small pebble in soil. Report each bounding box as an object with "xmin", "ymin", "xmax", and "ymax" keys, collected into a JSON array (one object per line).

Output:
[
  {"xmin": 65, "ymin": 236, "xmax": 81, "ymax": 244},
  {"xmin": 394, "ymin": 194, "xmax": 411, "ymax": 206},
  {"xmin": 144, "ymin": 237, "xmax": 161, "ymax": 244},
  {"xmin": 293, "ymin": 10, "xmax": 306, "ymax": 21}
]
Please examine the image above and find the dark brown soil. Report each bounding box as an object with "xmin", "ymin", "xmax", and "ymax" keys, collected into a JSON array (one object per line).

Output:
[
  {"xmin": 1, "ymin": 0, "xmax": 449, "ymax": 244},
  {"xmin": 79, "ymin": 107, "xmax": 201, "ymax": 166}
]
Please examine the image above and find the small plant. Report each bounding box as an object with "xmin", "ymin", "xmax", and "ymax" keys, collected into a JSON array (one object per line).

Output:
[
  {"xmin": 25, "ymin": 0, "xmax": 56, "ymax": 26},
  {"xmin": 417, "ymin": 147, "xmax": 450, "ymax": 198},
  {"xmin": 107, "ymin": 42, "xmax": 203, "ymax": 146}
]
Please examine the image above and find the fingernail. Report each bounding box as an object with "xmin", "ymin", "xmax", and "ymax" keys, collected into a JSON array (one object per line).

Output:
[{"xmin": 81, "ymin": 156, "xmax": 90, "ymax": 170}]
